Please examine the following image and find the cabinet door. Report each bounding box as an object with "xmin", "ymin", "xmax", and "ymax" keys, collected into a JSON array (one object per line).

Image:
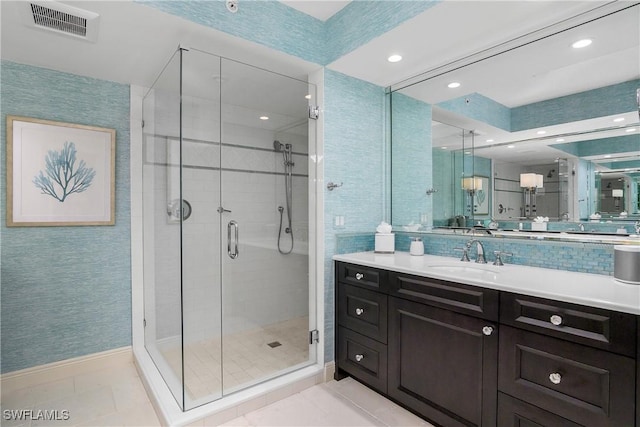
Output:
[{"xmin": 388, "ymin": 296, "xmax": 498, "ymax": 427}]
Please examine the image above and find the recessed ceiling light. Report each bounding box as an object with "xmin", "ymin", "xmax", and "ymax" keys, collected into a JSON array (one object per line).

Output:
[
  {"xmin": 555, "ymin": 138, "xmax": 565, "ymax": 142},
  {"xmin": 305, "ymin": 94, "xmax": 311, "ymax": 100},
  {"xmin": 626, "ymin": 128, "xmax": 636, "ymax": 132},
  {"xmin": 259, "ymin": 116, "xmax": 269, "ymax": 120},
  {"xmin": 448, "ymin": 82, "xmax": 461, "ymax": 88},
  {"xmin": 387, "ymin": 54, "xmax": 402, "ymax": 63},
  {"xmin": 537, "ymin": 130, "xmax": 546, "ymax": 135},
  {"xmin": 604, "ymin": 155, "xmax": 612, "ymax": 158},
  {"xmin": 613, "ymin": 117, "xmax": 625, "ymax": 122},
  {"xmin": 486, "ymin": 139, "xmax": 494, "ymax": 143},
  {"xmin": 572, "ymin": 39, "xmax": 592, "ymax": 49},
  {"xmin": 507, "ymin": 145, "xmax": 515, "ymax": 148}
]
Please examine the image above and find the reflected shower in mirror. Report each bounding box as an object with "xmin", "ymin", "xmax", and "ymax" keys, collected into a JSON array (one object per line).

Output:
[{"xmin": 389, "ymin": 2, "xmax": 640, "ymax": 238}]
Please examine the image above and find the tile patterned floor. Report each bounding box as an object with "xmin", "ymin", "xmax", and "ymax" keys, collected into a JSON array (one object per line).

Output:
[
  {"xmin": 160, "ymin": 317, "xmax": 310, "ymax": 403},
  {"xmin": 0, "ymin": 361, "xmax": 160, "ymax": 427},
  {"xmin": 1, "ymin": 364, "xmax": 434, "ymax": 427},
  {"xmin": 218, "ymin": 377, "xmax": 434, "ymax": 427}
]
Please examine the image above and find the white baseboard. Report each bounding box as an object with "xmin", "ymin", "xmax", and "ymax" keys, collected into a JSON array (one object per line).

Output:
[
  {"xmin": 0, "ymin": 346, "xmax": 133, "ymax": 393},
  {"xmin": 323, "ymin": 361, "xmax": 336, "ymax": 383}
]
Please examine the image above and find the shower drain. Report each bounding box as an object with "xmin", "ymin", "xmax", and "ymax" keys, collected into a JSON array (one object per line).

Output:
[{"xmin": 267, "ymin": 341, "xmax": 282, "ymax": 348}]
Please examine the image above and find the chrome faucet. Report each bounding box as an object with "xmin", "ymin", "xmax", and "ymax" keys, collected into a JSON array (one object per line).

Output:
[
  {"xmin": 465, "ymin": 239, "xmax": 486, "ymax": 264},
  {"xmin": 578, "ymin": 223, "xmax": 585, "ymax": 232}
]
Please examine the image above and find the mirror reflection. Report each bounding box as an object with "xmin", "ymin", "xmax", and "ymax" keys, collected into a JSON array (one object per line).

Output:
[{"xmin": 390, "ymin": 4, "xmax": 640, "ymax": 238}]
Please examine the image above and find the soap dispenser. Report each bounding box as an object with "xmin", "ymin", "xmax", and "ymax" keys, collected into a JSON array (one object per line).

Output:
[{"xmin": 409, "ymin": 237, "xmax": 424, "ymax": 256}]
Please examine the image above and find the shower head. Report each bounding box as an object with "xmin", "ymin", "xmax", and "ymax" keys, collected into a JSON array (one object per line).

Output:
[{"xmin": 273, "ymin": 140, "xmax": 284, "ymax": 152}]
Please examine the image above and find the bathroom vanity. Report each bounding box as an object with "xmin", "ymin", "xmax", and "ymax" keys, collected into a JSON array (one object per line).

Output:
[{"xmin": 333, "ymin": 252, "xmax": 640, "ymax": 427}]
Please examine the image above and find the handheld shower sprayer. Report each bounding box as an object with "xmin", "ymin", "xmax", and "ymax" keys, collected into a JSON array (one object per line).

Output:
[{"xmin": 275, "ymin": 140, "xmax": 294, "ymax": 254}]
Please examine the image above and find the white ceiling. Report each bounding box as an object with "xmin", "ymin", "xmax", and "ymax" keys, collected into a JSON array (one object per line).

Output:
[{"xmin": 279, "ymin": 0, "xmax": 350, "ymax": 21}]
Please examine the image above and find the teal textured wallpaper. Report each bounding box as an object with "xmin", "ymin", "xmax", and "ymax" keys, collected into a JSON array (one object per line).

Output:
[
  {"xmin": 137, "ymin": 0, "xmax": 439, "ymax": 66},
  {"xmin": 137, "ymin": 0, "xmax": 325, "ymax": 64},
  {"xmin": 323, "ymin": 69, "xmax": 386, "ymax": 361},
  {"xmin": 511, "ymin": 79, "xmax": 640, "ymax": 131},
  {"xmin": 0, "ymin": 61, "xmax": 131, "ymax": 373},
  {"xmin": 391, "ymin": 92, "xmax": 432, "ymax": 226}
]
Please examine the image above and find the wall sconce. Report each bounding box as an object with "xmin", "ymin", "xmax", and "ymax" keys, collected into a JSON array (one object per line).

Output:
[
  {"xmin": 462, "ymin": 176, "xmax": 483, "ymax": 193},
  {"xmin": 520, "ymin": 173, "xmax": 544, "ymax": 217},
  {"xmin": 612, "ymin": 188, "xmax": 623, "ymax": 209},
  {"xmin": 462, "ymin": 176, "xmax": 483, "ymax": 214}
]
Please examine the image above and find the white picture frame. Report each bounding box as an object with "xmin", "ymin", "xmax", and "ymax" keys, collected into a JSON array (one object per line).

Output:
[{"xmin": 6, "ymin": 115, "xmax": 116, "ymax": 226}]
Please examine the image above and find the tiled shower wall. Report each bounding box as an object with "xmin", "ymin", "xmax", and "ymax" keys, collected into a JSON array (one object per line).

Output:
[{"xmin": 143, "ymin": 87, "xmax": 309, "ymax": 347}]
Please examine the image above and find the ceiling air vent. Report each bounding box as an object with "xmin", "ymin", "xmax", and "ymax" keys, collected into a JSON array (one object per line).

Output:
[{"xmin": 22, "ymin": 1, "xmax": 100, "ymax": 42}]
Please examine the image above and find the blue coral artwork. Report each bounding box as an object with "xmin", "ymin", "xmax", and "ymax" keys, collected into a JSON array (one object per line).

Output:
[
  {"xmin": 33, "ymin": 141, "xmax": 96, "ymax": 202},
  {"xmin": 7, "ymin": 116, "xmax": 115, "ymax": 226}
]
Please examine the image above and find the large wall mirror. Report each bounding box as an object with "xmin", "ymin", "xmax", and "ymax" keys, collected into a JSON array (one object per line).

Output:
[{"xmin": 389, "ymin": 2, "xmax": 640, "ymax": 239}]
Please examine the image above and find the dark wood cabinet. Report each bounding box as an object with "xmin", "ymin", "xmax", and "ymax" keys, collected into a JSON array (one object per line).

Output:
[
  {"xmin": 338, "ymin": 284, "xmax": 387, "ymax": 344},
  {"xmin": 337, "ymin": 262, "xmax": 387, "ymax": 292},
  {"xmin": 497, "ymin": 392, "xmax": 583, "ymax": 427},
  {"xmin": 389, "ymin": 272, "xmax": 499, "ymax": 321},
  {"xmin": 388, "ymin": 296, "xmax": 497, "ymax": 427},
  {"xmin": 501, "ymin": 292, "xmax": 637, "ymax": 357},
  {"xmin": 334, "ymin": 261, "xmax": 639, "ymax": 427},
  {"xmin": 337, "ymin": 326, "xmax": 388, "ymax": 393},
  {"xmin": 499, "ymin": 325, "xmax": 636, "ymax": 426}
]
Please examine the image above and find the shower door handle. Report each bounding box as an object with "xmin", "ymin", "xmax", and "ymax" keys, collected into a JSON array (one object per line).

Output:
[{"xmin": 228, "ymin": 220, "xmax": 239, "ymax": 259}]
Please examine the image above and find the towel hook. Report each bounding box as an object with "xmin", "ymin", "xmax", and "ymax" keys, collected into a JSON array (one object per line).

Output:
[{"xmin": 327, "ymin": 182, "xmax": 343, "ymax": 191}]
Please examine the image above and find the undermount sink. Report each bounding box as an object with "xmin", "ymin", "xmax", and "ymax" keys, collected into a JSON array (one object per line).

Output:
[{"xmin": 427, "ymin": 263, "xmax": 501, "ymax": 279}]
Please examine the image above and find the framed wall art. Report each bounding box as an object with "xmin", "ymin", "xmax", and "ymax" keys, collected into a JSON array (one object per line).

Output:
[{"xmin": 6, "ymin": 115, "xmax": 116, "ymax": 226}]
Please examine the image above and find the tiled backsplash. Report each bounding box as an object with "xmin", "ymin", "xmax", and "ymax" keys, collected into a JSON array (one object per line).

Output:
[{"xmin": 336, "ymin": 231, "xmax": 616, "ymax": 276}]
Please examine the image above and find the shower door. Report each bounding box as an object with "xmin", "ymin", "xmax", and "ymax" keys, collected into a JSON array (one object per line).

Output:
[
  {"xmin": 143, "ymin": 48, "xmax": 317, "ymax": 411},
  {"xmin": 218, "ymin": 58, "xmax": 316, "ymax": 396}
]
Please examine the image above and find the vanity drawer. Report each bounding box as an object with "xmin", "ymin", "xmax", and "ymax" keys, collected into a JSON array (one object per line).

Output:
[
  {"xmin": 500, "ymin": 292, "xmax": 637, "ymax": 357},
  {"xmin": 338, "ymin": 284, "xmax": 387, "ymax": 343},
  {"xmin": 498, "ymin": 326, "xmax": 636, "ymax": 427},
  {"xmin": 389, "ymin": 272, "xmax": 499, "ymax": 321},
  {"xmin": 337, "ymin": 327, "xmax": 387, "ymax": 394},
  {"xmin": 337, "ymin": 262, "xmax": 387, "ymax": 292},
  {"xmin": 497, "ymin": 393, "xmax": 583, "ymax": 427}
]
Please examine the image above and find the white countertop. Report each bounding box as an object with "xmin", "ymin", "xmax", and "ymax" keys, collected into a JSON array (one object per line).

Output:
[{"xmin": 333, "ymin": 252, "xmax": 640, "ymax": 315}]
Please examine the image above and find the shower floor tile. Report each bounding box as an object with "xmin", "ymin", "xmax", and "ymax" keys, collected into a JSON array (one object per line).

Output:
[{"xmin": 159, "ymin": 316, "xmax": 310, "ymax": 403}]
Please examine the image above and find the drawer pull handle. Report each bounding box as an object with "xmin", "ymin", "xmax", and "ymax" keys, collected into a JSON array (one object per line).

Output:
[
  {"xmin": 355, "ymin": 308, "xmax": 364, "ymax": 316},
  {"xmin": 549, "ymin": 372, "xmax": 562, "ymax": 385},
  {"xmin": 550, "ymin": 315, "xmax": 563, "ymax": 326},
  {"xmin": 355, "ymin": 354, "xmax": 364, "ymax": 362},
  {"xmin": 482, "ymin": 326, "xmax": 494, "ymax": 336},
  {"xmin": 355, "ymin": 273, "xmax": 364, "ymax": 280}
]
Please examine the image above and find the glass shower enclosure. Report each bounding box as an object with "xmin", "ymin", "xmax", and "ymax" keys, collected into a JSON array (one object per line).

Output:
[{"xmin": 141, "ymin": 47, "xmax": 317, "ymax": 410}]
